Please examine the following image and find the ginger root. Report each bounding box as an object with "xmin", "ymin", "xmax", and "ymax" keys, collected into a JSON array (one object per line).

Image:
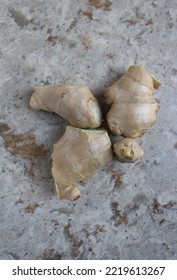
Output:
[
  {"xmin": 30, "ymin": 85, "xmax": 102, "ymax": 129},
  {"xmin": 113, "ymin": 138, "xmax": 144, "ymax": 163},
  {"xmin": 105, "ymin": 65, "xmax": 161, "ymax": 138},
  {"xmin": 29, "ymin": 66, "xmax": 162, "ymax": 200},
  {"xmin": 51, "ymin": 126, "xmax": 113, "ymax": 200}
]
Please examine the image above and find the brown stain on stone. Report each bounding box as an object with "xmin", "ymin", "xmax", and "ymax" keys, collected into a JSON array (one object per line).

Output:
[
  {"xmin": 25, "ymin": 203, "xmax": 40, "ymax": 213},
  {"xmin": 88, "ymin": 0, "xmax": 112, "ymax": 11},
  {"xmin": 107, "ymin": 166, "xmax": 124, "ymax": 189},
  {"xmin": 46, "ymin": 28, "xmax": 58, "ymax": 46},
  {"xmin": 127, "ymin": 18, "xmax": 138, "ymax": 25},
  {"xmin": 82, "ymin": 33, "xmax": 92, "ymax": 49},
  {"xmin": 111, "ymin": 202, "xmax": 128, "ymax": 226},
  {"xmin": 47, "ymin": 35, "xmax": 59, "ymax": 46},
  {"xmin": 106, "ymin": 52, "xmax": 114, "ymax": 59},
  {"xmin": 0, "ymin": 123, "xmax": 48, "ymax": 176},
  {"xmin": 151, "ymin": 198, "xmax": 163, "ymax": 214},
  {"xmin": 8, "ymin": 7, "xmax": 32, "ymax": 27},
  {"xmin": 41, "ymin": 248, "xmax": 63, "ymax": 260},
  {"xmin": 80, "ymin": 9, "xmax": 93, "ymax": 20},
  {"xmin": 152, "ymin": 2, "xmax": 158, "ymax": 8},
  {"xmin": 46, "ymin": 32, "xmax": 77, "ymax": 48},
  {"xmin": 146, "ymin": 18, "xmax": 153, "ymax": 25},
  {"xmin": 151, "ymin": 198, "xmax": 176, "ymax": 214},
  {"xmin": 93, "ymin": 224, "xmax": 107, "ymax": 234},
  {"xmin": 0, "ymin": 123, "xmax": 10, "ymax": 134},
  {"xmin": 114, "ymin": 174, "xmax": 124, "ymax": 188},
  {"xmin": 64, "ymin": 223, "xmax": 83, "ymax": 258}
]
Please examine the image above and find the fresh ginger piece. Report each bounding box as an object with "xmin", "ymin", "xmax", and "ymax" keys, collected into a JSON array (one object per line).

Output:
[
  {"xmin": 105, "ymin": 65, "xmax": 162, "ymax": 138},
  {"xmin": 30, "ymin": 85, "xmax": 102, "ymax": 129},
  {"xmin": 113, "ymin": 138, "xmax": 144, "ymax": 163},
  {"xmin": 51, "ymin": 126, "xmax": 113, "ymax": 200}
]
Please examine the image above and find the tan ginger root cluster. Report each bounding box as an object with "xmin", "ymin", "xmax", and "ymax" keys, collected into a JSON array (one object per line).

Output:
[{"xmin": 30, "ymin": 65, "xmax": 161, "ymax": 200}]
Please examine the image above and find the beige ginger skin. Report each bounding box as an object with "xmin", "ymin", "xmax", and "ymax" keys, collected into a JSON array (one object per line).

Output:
[
  {"xmin": 29, "ymin": 65, "xmax": 161, "ymax": 200},
  {"xmin": 105, "ymin": 65, "xmax": 161, "ymax": 138},
  {"xmin": 51, "ymin": 126, "xmax": 113, "ymax": 200},
  {"xmin": 30, "ymin": 85, "xmax": 102, "ymax": 129},
  {"xmin": 113, "ymin": 138, "xmax": 144, "ymax": 163}
]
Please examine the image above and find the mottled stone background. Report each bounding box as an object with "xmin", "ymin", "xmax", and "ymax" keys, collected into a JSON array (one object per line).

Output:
[{"xmin": 0, "ymin": 0, "xmax": 177, "ymax": 259}]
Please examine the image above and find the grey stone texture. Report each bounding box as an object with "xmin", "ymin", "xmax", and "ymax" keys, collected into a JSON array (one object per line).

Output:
[{"xmin": 0, "ymin": 0, "xmax": 177, "ymax": 259}]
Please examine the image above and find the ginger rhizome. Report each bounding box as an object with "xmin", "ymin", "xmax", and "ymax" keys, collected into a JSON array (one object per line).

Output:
[
  {"xmin": 30, "ymin": 85, "xmax": 102, "ymax": 129},
  {"xmin": 104, "ymin": 65, "xmax": 161, "ymax": 138},
  {"xmin": 113, "ymin": 138, "xmax": 144, "ymax": 163},
  {"xmin": 51, "ymin": 126, "xmax": 113, "ymax": 200},
  {"xmin": 29, "ymin": 65, "xmax": 162, "ymax": 200}
]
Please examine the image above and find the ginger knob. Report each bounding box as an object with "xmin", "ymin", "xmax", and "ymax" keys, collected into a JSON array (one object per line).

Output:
[
  {"xmin": 105, "ymin": 65, "xmax": 162, "ymax": 138},
  {"xmin": 30, "ymin": 85, "xmax": 102, "ymax": 129},
  {"xmin": 113, "ymin": 138, "xmax": 144, "ymax": 163},
  {"xmin": 51, "ymin": 126, "xmax": 113, "ymax": 200}
]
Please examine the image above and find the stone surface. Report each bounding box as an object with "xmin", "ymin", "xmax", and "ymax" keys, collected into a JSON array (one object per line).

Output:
[{"xmin": 0, "ymin": 0, "xmax": 177, "ymax": 259}]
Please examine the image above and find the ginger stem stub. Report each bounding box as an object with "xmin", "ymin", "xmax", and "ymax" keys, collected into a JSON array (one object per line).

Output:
[{"xmin": 30, "ymin": 85, "xmax": 102, "ymax": 129}]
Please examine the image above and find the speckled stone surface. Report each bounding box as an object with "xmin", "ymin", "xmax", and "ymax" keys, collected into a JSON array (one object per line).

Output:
[{"xmin": 0, "ymin": 0, "xmax": 177, "ymax": 260}]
